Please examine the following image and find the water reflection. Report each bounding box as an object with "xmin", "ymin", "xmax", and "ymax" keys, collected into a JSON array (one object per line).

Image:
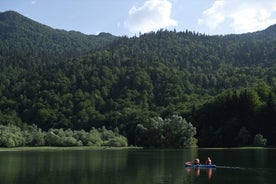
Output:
[
  {"xmin": 0, "ymin": 149, "xmax": 275, "ymax": 184},
  {"xmin": 185, "ymin": 167, "xmax": 215, "ymax": 179},
  {"xmin": 0, "ymin": 149, "xmax": 197, "ymax": 184},
  {"xmin": 0, "ymin": 150, "xmax": 129, "ymax": 184}
]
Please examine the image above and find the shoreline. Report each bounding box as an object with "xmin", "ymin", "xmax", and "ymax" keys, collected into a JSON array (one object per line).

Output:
[
  {"xmin": 0, "ymin": 146, "xmax": 275, "ymax": 152},
  {"xmin": 198, "ymin": 146, "xmax": 276, "ymax": 150},
  {"xmin": 0, "ymin": 146, "xmax": 143, "ymax": 152}
]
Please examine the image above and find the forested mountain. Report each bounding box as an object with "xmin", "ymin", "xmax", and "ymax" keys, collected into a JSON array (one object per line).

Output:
[
  {"xmin": 0, "ymin": 11, "xmax": 117, "ymax": 69},
  {"xmin": 1, "ymin": 11, "xmax": 276, "ymax": 147}
]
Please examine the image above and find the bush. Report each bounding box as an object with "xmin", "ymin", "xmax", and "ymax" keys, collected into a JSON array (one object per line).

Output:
[
  {"xmin": 135, "ymin": 115, "xmax": 197, "ymax": 148},
  {"xmin": 45, "ymin": 129, "xmax": 82, "ymax": 146},
  {"xmin": 0, "ymin": 125, "xmax": 128, "ymax": 147},
  {"xmin": 254, "ymin": 134, "xmax": 267, "ymax": 147},
  {"xmin": 23, "ymin": 125, "xmax": 45, "ymax": 146},
  {"xmin": 0, "ymin": 124, "xmax": 25, "ymax": 147},
  {"xmin": 73, "ymin": 130, "xmax": 90, "ymax": 145},
  {"xmin": 103, "ymin": 136, "xmax": 128, "ymax": 147},
  {"xmin": 87, "ymin": 128, "xmax": 103, "ymax": 146},
  {"xmin": 45, "ymin": 130, "xmax": 60, "ymax": 146},
  {"xmin": 60, "ymin": 136, "xmax": 82, "ymax": 146}
]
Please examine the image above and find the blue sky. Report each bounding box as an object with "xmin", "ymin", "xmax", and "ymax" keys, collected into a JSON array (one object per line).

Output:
[{"xmin": 1, "ymin": 0, "xmax": 276, "ymax": 36}]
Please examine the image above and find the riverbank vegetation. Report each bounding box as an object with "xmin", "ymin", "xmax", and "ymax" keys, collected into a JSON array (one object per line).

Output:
[
  {"xmin": 0, "ymin": 124, "xmax": 127, "ymax": 147},
  {"xmin": 135, "ymin": 115, "xmax": 197, "ymax": 148},
  {"xmin": 1, "ymin": 11, "xmax": 276, "ymax": 148}
]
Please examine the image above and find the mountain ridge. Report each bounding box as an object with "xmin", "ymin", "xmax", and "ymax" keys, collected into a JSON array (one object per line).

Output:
[
  {"xmin": 0, "ymin": 10, "xmax": 118, "ymax": 69},
  {"xmin": 1, "ymin": 10, "xmax": 276, "ymax": 39},
  {"xmin": 0, "ymin": 10, "xmax": 117, "ymax": 37}
]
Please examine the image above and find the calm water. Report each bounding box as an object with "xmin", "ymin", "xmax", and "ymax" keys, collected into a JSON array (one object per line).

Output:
[{"xmin": 0, "ymin": 148, "xmax": 275, "ymax": 184}]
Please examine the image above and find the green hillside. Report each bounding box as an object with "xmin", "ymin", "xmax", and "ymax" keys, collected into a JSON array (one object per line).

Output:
[
  {"xmin": 0, "ymin": 11, "xmax": 117, "ymax": 69},
  {"xmin": 1, "ymin": 11, "xmax": 276, "ymax": 147}
]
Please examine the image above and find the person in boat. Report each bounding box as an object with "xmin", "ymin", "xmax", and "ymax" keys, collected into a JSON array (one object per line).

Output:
[
  {"xmin": 205, "ymin": 157, "xmax": 212, "ymax": 165},
  {"xmin": 193, "ymin": 158, "xmax": 200, "ymax": 165}
]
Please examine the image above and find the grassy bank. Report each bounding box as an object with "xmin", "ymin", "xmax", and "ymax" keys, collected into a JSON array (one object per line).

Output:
[
  {"xmin": 198, "ymin": 146, "xmax": 276, "ymax": 150},
  {"xmin": 0, "ymin": 146, "xmax": 142, "ymax": 152},
  {"xmin": 1, "ymin": 146, "xmax": 274, "ymax": 152}
]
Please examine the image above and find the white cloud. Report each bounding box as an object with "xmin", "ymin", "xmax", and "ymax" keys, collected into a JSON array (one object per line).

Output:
[
  {"xmin": 198, "ymin": 0, "xmax": 276, "ymax": 34},
  {"xmin": 124, "ymin": 0, "xmax": 178, "ymax": 34}
]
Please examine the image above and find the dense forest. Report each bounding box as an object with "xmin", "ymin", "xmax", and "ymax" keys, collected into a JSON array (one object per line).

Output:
[{"xmin": 0, "ymin": 11, "xmax": 276, "ymax": 147}]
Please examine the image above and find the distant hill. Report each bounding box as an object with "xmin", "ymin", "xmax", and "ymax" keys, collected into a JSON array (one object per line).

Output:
[
  {"xmin": 1, "ymin": 11, "xmax": 276, "ymax": 147},
  {"xmin": 264, "ymin": 24, "xmax": 276, "ymax": 33},
  {"xmin": 252, "ymin": 24, "xmax": 276, "ymax": 39},
  {"xmin": 0, "ymin": 11, "xmax": 118, "ymax": 68}
]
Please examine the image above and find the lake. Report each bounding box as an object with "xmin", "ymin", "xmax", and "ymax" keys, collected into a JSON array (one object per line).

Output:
[{"xmin": 0, "ymin": 148, "xmax": 275, "ymax": 184}]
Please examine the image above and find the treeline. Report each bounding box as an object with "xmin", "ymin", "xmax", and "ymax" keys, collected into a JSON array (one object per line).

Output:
[
  {"xmin": 193, "ymin": 82, "xmax": 276, "ymax": 147},
  {"xmin": 1, "ymin": 11, "xmax": 276, "ymax": 147},
  {"xmin": 0, "ymin": 124, "xmax": 127, "ymax": 147}
]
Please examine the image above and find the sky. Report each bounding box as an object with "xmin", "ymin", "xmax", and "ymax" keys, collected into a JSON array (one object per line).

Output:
[{"xmin": 1, "ymin": 0, "xmax": 276, "ymax": 36}]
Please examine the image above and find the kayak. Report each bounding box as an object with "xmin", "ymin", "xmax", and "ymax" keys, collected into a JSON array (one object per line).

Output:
[{"xmin": 185, "ymin": 162, "xmax": 216, "ymax": 168}]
